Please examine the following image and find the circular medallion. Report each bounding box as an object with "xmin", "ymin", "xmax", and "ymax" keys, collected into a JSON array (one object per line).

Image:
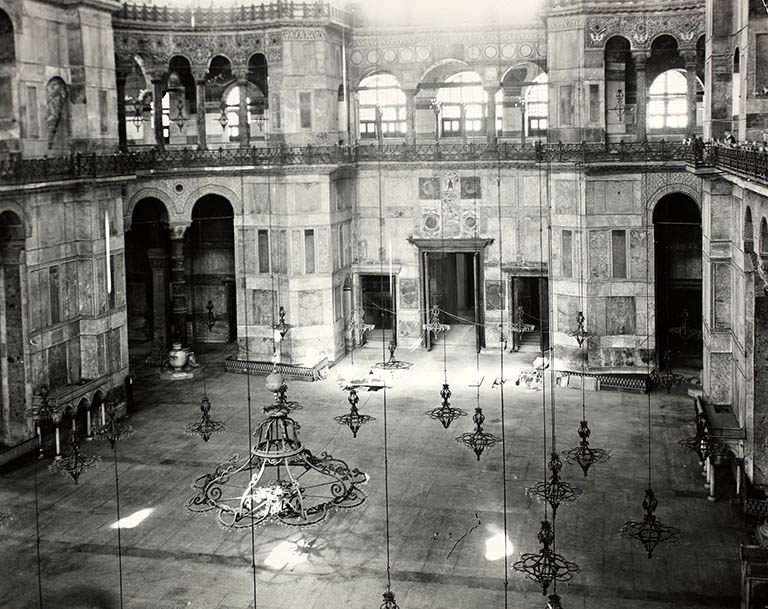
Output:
[
  {"xmin": 424, "ymin": 214, "xmax": 439, "ymax": 233},
  {"xmin": 399, "ymin": 47, "xmax": 414, "ymax": 62},
  {"xmin": 466, "ymin": 46, "xmax": 481, "ymax": 60},
  {"xmin": 519, "ymin": 44, "xmax": 533, "ymax": 58},
  {"xmin": 536, "ymin": 43, "xmax": 546, "ymax": 57},
  {"xmin": 350, "ymin": 50, "xmax": 364, "ymax": 65},
  {"xmin": 464, "ymin": 215, "xmax": 477, "ymax": 229},
  {"xmin": 501, "ymin": 44, "xmax": 516, "ymax": 59},
  {"xmin": 484, "ymin": 45, "xmax": 498, "ymax": 59},
  {"xmin": 383, "ymin": 48, "xmax": 397, "ymax": 63},
  {"xmin": 416, "ymin": 46, "xmax": 431, "ymax": 61},
  {"xmin": 366, "ymin": 50, "xmax": 379, "ymax": 64}
]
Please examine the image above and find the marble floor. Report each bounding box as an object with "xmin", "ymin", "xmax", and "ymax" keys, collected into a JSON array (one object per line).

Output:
[{"xmin": 0, "ymin": 342, "xmax": 745, "ymax": 609}]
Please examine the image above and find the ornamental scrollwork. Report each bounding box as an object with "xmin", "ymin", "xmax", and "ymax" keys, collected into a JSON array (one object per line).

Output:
[{"xmin": 585, "ymin": 12, "xmax": 704, "ymax": 50}]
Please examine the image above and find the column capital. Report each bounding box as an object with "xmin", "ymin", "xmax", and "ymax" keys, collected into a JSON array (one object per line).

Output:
[
  {"xmin": 149, "ymin": 70, "xmax": 167, "ymax": 84},
  {"xmin": 632, "ymin": 50, "xmax": 650, "ymax": 67},
  {"xmin": 681, "ymin": 50, "xmax": 698, "ymax": 68},
  {"xmin": 168, "ymin": 223, "xmax": 190, "ymax": 240},
  {"xmin": 192, "ymin": 69, "xmax": 207, "ymax": 84}
]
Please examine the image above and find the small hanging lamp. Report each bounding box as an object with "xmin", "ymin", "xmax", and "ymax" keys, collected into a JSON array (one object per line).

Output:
[
  {"xmin": 455, "ymin": 406, "xmax": 501, "ymax": 460},
  {"xmin": 425, "ymin": 382, "xmax": 467, "ymax": 429},
  {"xmin": 49, "ymin": 430, "xmax": 99, "ymax": 485},
  {"xmin": 93, "ymin": 401, "xmax": 135, "ymax": 448},
  {"xmin": 512, "ymin": 520, "xmax": 580, "ymax": 596},
  {"xmin": 335, "ymin": 387, "xmax": 375, "ymax": 437}
]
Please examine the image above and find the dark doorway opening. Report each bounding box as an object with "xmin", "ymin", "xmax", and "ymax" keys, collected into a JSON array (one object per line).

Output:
[
  {"xmin": 509, "ymin": 276, "xmax": 549, "ymax": 352},
  {"xmin": 654, "ymin": 193, "xmax": 702, "ymax": 369},
  {"xmin": 361, "ymin": 274, "xmax": 396, "ymax": 344},
  {"xmin": 420, "ymin": 248, "xmax": 485, "ymax": 352}
]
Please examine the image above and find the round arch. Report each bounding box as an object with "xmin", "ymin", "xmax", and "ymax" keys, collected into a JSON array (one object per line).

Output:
[
  {"xmin": 0, "ymin": 200, "xmax": 30, "ymax": 239},
  {"xmin": 125, "ymin": 189, "xmax": 173, "ymax": 230},
  {"xmin": 0, "ymin": 2, "xmax": 21, "ymax": 33},
  {"xmin": 647, "ymin": 183, "xmax": 701, "ymax": 223},
  {"xmin": 418, "ymin": 58, "xmax": 472, "ymax": 86},
  {"xmin": 760, "ymin": 217, "xmax": 768, "ymax": 256},
  {"xmin": 183, "ymin": 184, "xmax": 240, "ymax": 221},
  {"xmin": 356, "ymin": 68, "xmax": 402, "ymax": 90},
  {"xmin": 745, "ymin": 206, "xmax": 755, "ymax": 251}
]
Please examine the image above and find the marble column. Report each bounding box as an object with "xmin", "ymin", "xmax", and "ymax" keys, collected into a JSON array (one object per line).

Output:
[
  {"xmin": 485, "ymin": 87, "xmax": 499, "ymax": 147},
  {"xmin": 683, "ymin": 51, "xmax": 698, "ymax": 135},
  {"xmin": 168, "ymin": 224, "xmax": 189, "ymax": 345},
  {"xmin": 152, "ymin": 75, "xmax": 166, "ymax": 150},
  {"xmin": 633, "ymin": 51, "xmax": 648, "ymax": 141},
  {"xmin": 460, "ymin": 103, "xmax": 467, "ymax": 143},
  {"xmin": 236, "ymin": 78, "xmax": 250, "ymax": 149},
  {"xmin": 375, "ymin": 105, "xmax": 384, "ymax": 145},
  {"xmin": 520, "ymin": 103, "xmax": 527, "ymax": 145},
  {"xmin": 147, "ymin": 247, "xmax": 169, "ymax": 345},
  {"xmin": 404, "ymin": 89, "xmax": 417, "ymax": 145},
  {"xmin": 116, "ymin": 70, "xmax": 128, "ymax": 152},
  {"xmin": 194, "ymin": 71, "xmax": 208, "ymax": 150}
]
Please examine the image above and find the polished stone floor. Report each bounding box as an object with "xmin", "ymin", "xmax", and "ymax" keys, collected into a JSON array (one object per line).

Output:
[{"xmin": 0, "ymin": 340, "xmax": 745, "ymax": 609}]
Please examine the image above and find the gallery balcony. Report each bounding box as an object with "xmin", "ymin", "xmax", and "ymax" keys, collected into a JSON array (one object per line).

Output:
[{"xmin": 0, "ymin": 141, "xmax": 696, "ymax": 186}]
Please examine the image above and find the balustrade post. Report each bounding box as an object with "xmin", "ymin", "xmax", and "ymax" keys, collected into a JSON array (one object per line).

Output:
[{"xmin": 235, "ymin": 75, "xmax": 250, "ymax": 149}]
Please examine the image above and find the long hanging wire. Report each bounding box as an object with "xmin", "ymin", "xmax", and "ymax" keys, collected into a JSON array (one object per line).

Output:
[
  {"xmin": 32, "ymin": 435, "xmax": 44, "ymax": 608},
  {"xmin": 494, "ymin": 18, "xmax": 510, "ymax": 605},
  {"xmin": 240, "ymin": 169, "xmax": 259, "ymax": 609}
]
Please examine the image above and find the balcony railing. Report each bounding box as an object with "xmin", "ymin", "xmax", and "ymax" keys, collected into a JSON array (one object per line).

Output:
[
  {"xmin": 687, "ymin": 142, "xmax": 768, "ymax": 183},
  {"xmin": 0, "ymin": 141, "xmax": 694, "ymax": 186},
  {"xmin": 115, "ymin": 1, "xmax": 353, "ymax": 28}
]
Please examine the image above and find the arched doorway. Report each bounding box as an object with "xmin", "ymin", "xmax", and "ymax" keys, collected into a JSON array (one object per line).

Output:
[
  {"xmin": 125, "ymin": 198, "xmax": 170, "ymax": 348},
  {"xmin": 653, "ymin": 193, "xmax": 702, "ymax": 369},
  {"xmin": 187, "ymin": 195, "xmax": 236, "ymax": 343},
  {"xmin": 0, "ymin": 210, "xmax": 25, "ymax": 445}
]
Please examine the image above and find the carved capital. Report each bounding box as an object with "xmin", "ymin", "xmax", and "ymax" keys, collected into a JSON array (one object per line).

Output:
[
  {"xmin": 681, "ymin": 50, "xmax": 698, "ymax": 67},
  {"xmin": 168, "ymin": 223, "xmax": 189, "ymax": 240}
]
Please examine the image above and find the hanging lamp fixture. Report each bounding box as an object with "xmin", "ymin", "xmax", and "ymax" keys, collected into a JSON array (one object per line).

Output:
[
  {"xmin": 171, "ymin": 98, "xmax": 187, "ymax": 130},
  {"xmin": 93, "ymin": 401, "xmax": 135, "ymax": 448},
  {"xmin": 272, "ymin": 305, "xmax": 292, "ymax": 340},
  {"xmin": 620, "ymin": 129, "xmax": 681, "ymax": 558},
  {"xmin": 512, "ymin": 520, "xmax": 580, "ymax": 596},
  {"xmin": 426, "ymin": 382, "xmax": 467, "ymax": 430},
  {"xmin": 335, "ymin": 387, "xmax": 375, "ymax": 437},
  {"xmin": 567, "ymin": 311, "xmax": 590, "ymax": 347},
  {"xmin": 620, "ymin": 488, "xmax": 680, "ymax": 558},
  {"xmin": 48, "ymin": 429, "xmax": 99, "ymax": 484},
  {"xmin": 563, "ymin": 420, "xmax": 610, "ymax": 476},
  {"xmin": 186, "ymin": 371, "xmax": 367, "ymax": 527},
  {"xmin": 375, "ymin": 340, "xmax": 413, "ymax": 370},
  {"xmin": 678, "ymin": 413, "xmax": 724, "ymax": 463},
  {"xmin": 455, "ymin": 406, "xmax": 501, "ymax": 460},
  {"xmin": 527, "ymin": 452, "xmax": 583, "ymax": 516},
  {"xmin": 185, "ymin": 395, "xmax": 227, "ymax": 442}
]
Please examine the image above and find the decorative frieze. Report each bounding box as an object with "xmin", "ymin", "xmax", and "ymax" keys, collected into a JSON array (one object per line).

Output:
[{"xmin": 585, "ymin": 12, "xmax": 704, "ymax": 49}]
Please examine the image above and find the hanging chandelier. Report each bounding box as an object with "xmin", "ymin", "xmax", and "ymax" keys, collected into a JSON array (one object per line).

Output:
[
  {"xmin": 379, "ymin": 590, "xmax": 399, "ymax": 609},
  {"xmin": 375, "ymin": 340, "xmax": 413, "ymax": 370},
  {"xmin": 563, "ymin": 420, "xmax": 610, "ymax": 476},
  {"xmin": 425, "ymin": 383, "xmax": 467, "ymax": 429},
  {"xmin": 186, "ymin": 371, "xmax": 368, "ymax": 527},
  {"xmin": 185, "ymin": 395, "xmax": 227, "ymax": 442},
  {"xmin": 526, "ymin": 452, "xmax": 583, "ymax": 516},
  {"xmin": 93, "ymin": 402, "xmax": 135, "ymax": 448},
  {"xmin": 334, "ymin": 387, "xmax": 375, "ymax": 437},
  {"xmin": 619, "ymin": 488, "xmax": 681, "ymax": 558},
  {"xmin": 273, "ymin": 305, "xmax": 292, "ymax": 340},
  {"xmin": 49, "ymin": 430, "xmax": 99, "ymax": 485},
  {"xmin": 567, "ymin": 311, "xmax": 590, "ymax": 347},
  {"xmin": 171, "ymin": 98, "xmax": 187, "ymax": 130},
  {"xmin": 455, "ymin": 406, "xmax": 501, "ymax": 460},
  {"xmin": 512, "ymin": 520, "xmax": 580, "ymax": 596},
  {"xmin": 678, "ymin": 414, "xmax": 724, "ymax": 463},
  {"xmin": 650, "ymin": 350, "xmax": 682, "ymax": 393},
  {"xmin": 425, "ymin": 305, "xmax": 449, "ymax": 337}
]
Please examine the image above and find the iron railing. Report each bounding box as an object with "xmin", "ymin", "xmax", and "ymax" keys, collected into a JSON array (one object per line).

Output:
[
  {"xmin": 115, "ymin": 1, "xmax": 353, "ymax": 27},
  {"xmin": 0, "ymin": 141, "xmax": 697, "ymax": 186}
]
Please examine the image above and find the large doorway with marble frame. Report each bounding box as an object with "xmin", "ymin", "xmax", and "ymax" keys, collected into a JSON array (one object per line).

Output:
[{"xmin": 414, "ymin": 238, "xmax": 491, "ymax": 353}]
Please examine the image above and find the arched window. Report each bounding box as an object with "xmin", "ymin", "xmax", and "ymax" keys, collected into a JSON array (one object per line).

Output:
[
  {"xmin": 436, "ymin": 72, "xmax": 488, "ymax": 136},
  {"xmin": 524, "ymin": 72, "xmax": 548, "ymax": 137},
  {"xmin": 648, "ymin": 69, "xmax": 687, "ymax": 130},
  {"xmin": 0, "ymin": 10, "xmax": 14, "ymax": 63},
  {"xmin": 224, "ymin": 86, "xmax": 247, "ymax": 140},
  {"xmin": 358, "ymin": 73, "xmax": 405, "ymax": 139}
]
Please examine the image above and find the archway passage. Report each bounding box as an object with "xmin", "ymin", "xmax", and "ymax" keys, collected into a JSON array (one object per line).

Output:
[
  {"xmin": 125, "ymin": 198, "xmax": 170, "ymax": 348},
  {"xmin": 187, "ymin": 195, "xmax": 236, "ymax": 343},
  {"xmin": 0, "ymin": 210, "xmax": 25, "ymax": 446},
  {"xmin": 653, "ymin": 193, "xmax": 702, "ymax": 369}
]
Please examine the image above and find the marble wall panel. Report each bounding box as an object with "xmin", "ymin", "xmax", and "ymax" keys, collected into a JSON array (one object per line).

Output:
[
  {"xmin": 251, "ymin": 289, "xmax": 273, "ymax": 325},
  {"xmin": 316, "ymin": 228, "xmax": 330, "ymax": 273},
  {"xmin": 385, "ymin": 175, "xmax": 415, "ymax": 205},
  {"xmin": 588, "ymin": 296, "xmax": 607, "ymax": 337},
  {"xmin": 399, "ymin": 278, "xmax": 419, "ymax": 310},
  {"xmin": 709, "ymin": 352, "xmax": 733, "ymax": 405},
  {"xmin": 557, "ymin": 294, "xmax": 580, "ymax": 333},
  {"xmin": 298, "ymin": 290, "xmax": 323, "ymax": 326},
  {"xmin": 713, "ymin": 262, "xmax": 732, "ymax": 328},
  {"xmin": 294, "ymin": 182, "xmax": 320, "ymax": 213},
  {"xmin": 522, "ymin": 175, "xmax": 540, "ymax": 208},
  {"xmin": 248, "ymin": 183, "xmax": 271, "ymax": 214},
  {"xmin": 629, "ymin": 229, "xmax": 648, "ymax": 280},
  {"xmin": 486, "ymin": 280, "xmax": 504, "ymax": 310},
  {"xmin": 589, "ymin": 230, "xmax": 609, "ymax": 278},
  {"xmin": 290, "ymin": 229, "xmax": 303, "ymax": 274},
  {"xmin": 554, "ymin": 180, "xmax": 577, "ymax": 215},
  {"xmin": 607, "ymin": 296, "xmax": 636, "ymax": 335}
]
